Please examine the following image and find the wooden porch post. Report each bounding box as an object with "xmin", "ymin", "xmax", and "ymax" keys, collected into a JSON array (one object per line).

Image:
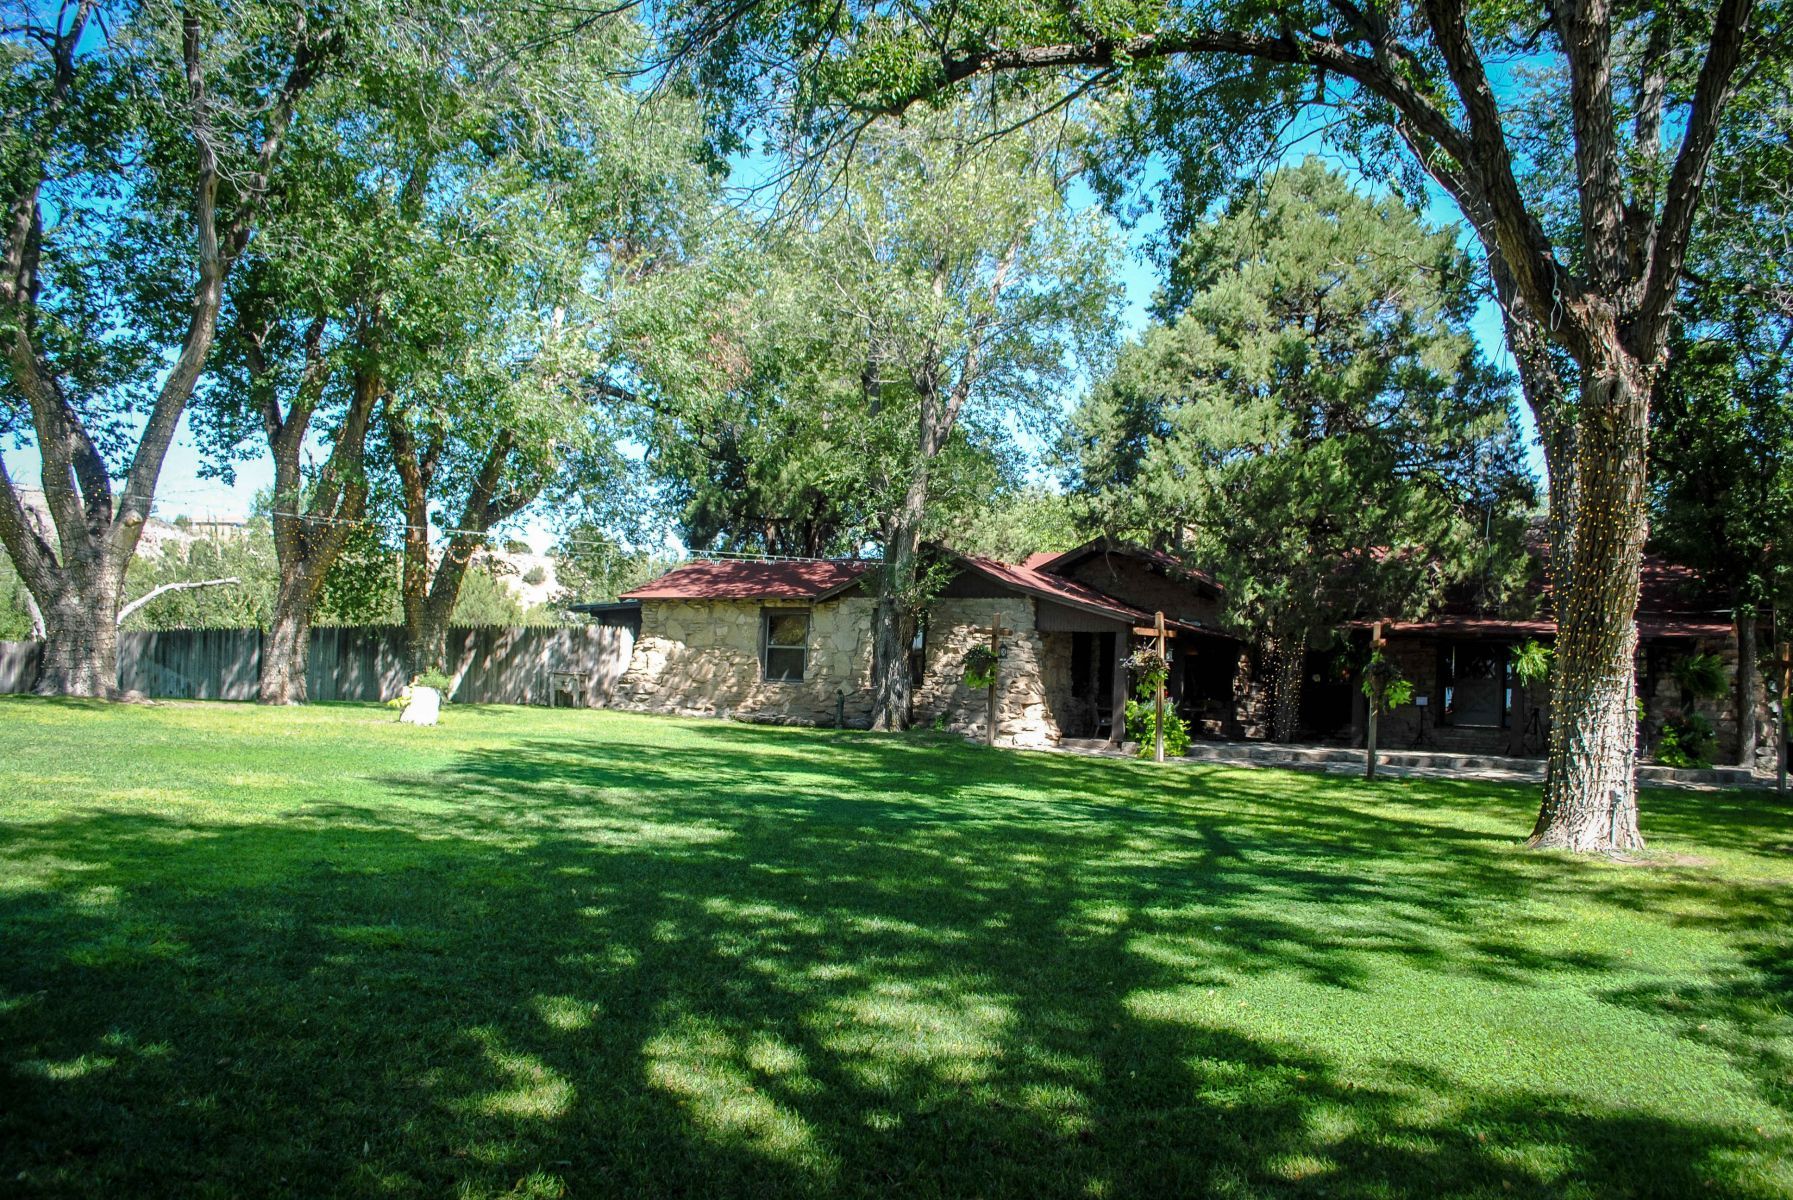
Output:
[
  {"xmin": 1154, "ymin": 611, "xmax": 1168, "ymax": 764},
  {"xmin": 1771, "ymin": 634, "xmax": 1785, "ymax": 796},
  {"xmin": 1366, "ymin": 621, "xmax": 1384, "ymax": 781},
  {"xmin": 1107, "ymin": 628, "xmax": 1128, "ymax": 749}
]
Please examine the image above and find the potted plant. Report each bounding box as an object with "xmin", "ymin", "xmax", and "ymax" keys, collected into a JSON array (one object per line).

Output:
[{"xmin": 393, "ymin": 669, "xmax": 454, "ymax": 726}]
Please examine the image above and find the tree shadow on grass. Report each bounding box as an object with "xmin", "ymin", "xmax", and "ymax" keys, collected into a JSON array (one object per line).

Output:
[{"xmin": 2, "ymin": 725, "xmax": 1790, "ymax": 1198}]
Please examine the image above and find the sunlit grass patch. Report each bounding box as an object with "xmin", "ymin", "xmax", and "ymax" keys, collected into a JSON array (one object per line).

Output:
[{"xmin": 0, "ymin": 697, "xmax": 1789, "ymax": 1199}]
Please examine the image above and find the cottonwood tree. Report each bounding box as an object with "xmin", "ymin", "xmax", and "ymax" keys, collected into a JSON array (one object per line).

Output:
[
  {"xmin": 705, "ymin": 108, "xmax": 1116, "ymax": 729},
  {"xmin": 378, "ymin": 141, "xmax": 707, "ymax": 675},
  {"xmin": 822, "ymin": 110, "xmax": 1118, "ymax": 730},
  {"xmin": 1074, "ymin": 161, "xmax": 1535, "ymax": 741},
  {"xmin": 198, "ymin": 9, "xmax": 652, "ymax": 702},
  {"xmin": 627, "ymin": 222, "xmax": 1022, "ymax": 562},
  {"xmin": 667, "ymin": 0, "xmax": 1767, "ymax": 849},
  {"xmin": 0, "ymin": 0, "xmax": 340, "ymax": 696}
]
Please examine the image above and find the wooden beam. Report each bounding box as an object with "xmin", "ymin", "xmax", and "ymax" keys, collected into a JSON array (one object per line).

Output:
[
  {"xmin": 1107, "ymin": 628, "xmax": 1128, "ymax": 749},
  {"xmin": 1153, "ymin": 610, "xmax": 1167, "ymax": 763},
  {"xmin": 1366, "ymin": 621, "xmax": 1384, "ymax": 781}
]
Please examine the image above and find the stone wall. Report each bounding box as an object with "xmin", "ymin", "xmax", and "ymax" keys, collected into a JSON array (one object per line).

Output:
[
  {"xmin": 610, "ymin": 597, "xmax": 876, "ymax": 727},
  {"xmin": 913, "ymin": 597, "xmax": 1066, "ymax": 747},
  {"xmin": 1641, "ymin": 633, "xmax": 1773, "ymax": 770}
]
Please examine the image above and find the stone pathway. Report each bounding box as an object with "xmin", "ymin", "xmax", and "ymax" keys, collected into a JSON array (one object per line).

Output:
[{"xmin": 1047, "ymin": 738, "xmax": 1778, "ymax": 792}]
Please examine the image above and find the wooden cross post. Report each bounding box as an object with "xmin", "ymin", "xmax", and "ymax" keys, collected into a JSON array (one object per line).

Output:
[
  {"xmin": 1153, "ymin": 612, "xmax": 1168, "ymax": 763},
  {"xmin": 1365, "ymin": 622, "xmax": 1385, "ymax": 781},
  {"xmin": 986, "ymin": 612, "xmax": 1012, "ymax": 748},
  {"xmin": 1130, "ymin": 612, "xmax": 1175, "ymax": 763}
]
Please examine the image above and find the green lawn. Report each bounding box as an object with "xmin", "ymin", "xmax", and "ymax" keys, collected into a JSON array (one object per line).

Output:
[{"xmin": 0, "ymin": 699, "xmax": 1789, "ymax": 1199}]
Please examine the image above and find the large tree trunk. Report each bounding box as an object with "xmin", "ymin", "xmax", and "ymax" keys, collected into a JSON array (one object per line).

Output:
[
  {"xmin": 260, "ymin": 576, "xmax": 317, "ymax": 705},
  {"xmin": 1529, "ymin": 362, "xmax": 1649, "ymax": 852},
  {"xmin": 403, "ymin": 587, "xmax": 461, "ymax": 678},
  {"xmin": 254, "ymin": 344, "xmax": 379, "ymax": 705},
  {"xmin": 388, "ymin": 417, "xmax": 515, "ymax": 680},
  {"xmin": 1736, "ymin": 607, "xmax": 1759, "ymax": 768},
  {"xmin": 869, "ymin": 475, "xmax": 927, "ymax": 732},
  {"xmin": 1266, "ymin": 628, "xmax": 1306, "ymax": 743},
  {"xmin": 34, "ymin": 568, "xmax": 122, "ymax": 698}
]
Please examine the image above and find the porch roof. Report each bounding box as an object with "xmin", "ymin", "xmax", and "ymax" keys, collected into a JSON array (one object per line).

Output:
[{"xmin": 951, "ymin": 552, "xmax": 1211, "ymax": 633}]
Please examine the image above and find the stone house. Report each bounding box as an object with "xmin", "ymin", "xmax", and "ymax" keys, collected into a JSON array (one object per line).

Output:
[
  {"xmin": 600, "ymin": 538, "xmax": 1772, "ymax": 767},
  {"xmin": 605, "ymin": 541, "xmax": 1234, "ymax": 746},
  {"xmin": 1335, "ymin": 553, "xmax": 1775, "ymax": 769}
]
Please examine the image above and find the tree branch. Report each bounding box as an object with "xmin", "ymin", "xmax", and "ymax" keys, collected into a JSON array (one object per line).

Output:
[
  {"xmin": 1633, "ymin": 0, "xmax": 1758, "ymax": 356},
  {"xmin": 116, "ymin": 577, "xmax": 241, "ymax": 627}
]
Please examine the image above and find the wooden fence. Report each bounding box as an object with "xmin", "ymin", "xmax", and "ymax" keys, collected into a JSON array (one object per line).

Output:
[{"xmin": 0, "ymin": 624, "xmax": 635, "ymax": 705}]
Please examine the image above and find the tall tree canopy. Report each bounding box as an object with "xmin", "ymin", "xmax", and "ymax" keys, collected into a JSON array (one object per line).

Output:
[
  {"xmin": 1074, "ymin": 161, "xmax": 1535, "ymax": 739},
  {"xmin": 664, "ymin": 0, "xmax": 1774, "ymax": 849},
  {"xmin": 196, "ymin": 10, "xmax": 708, "ymax": 691},
  {"xmin": 1649, "ymin": 49, "xmax": 1793, "ymax": 766},
  {"xmin": 1, "ymin": 0, "xmax": 343, "ymax": 695},
  {"xmin": 632, "ymin": 102, "xmax": 1120, "ymax": 729}
]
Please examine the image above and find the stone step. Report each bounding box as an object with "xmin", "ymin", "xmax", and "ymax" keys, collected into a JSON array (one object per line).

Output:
[{"xmin": 1164, "ymin": 740, "xmax": 1773, "ymax": 790}]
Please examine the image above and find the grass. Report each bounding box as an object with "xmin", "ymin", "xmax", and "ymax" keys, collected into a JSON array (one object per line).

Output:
[{"xmin": 0, "ymin": 698, "xmax": 1789, "ymax": 1199}]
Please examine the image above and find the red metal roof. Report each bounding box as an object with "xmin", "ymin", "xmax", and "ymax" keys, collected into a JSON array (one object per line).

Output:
[
  {"xmin": 952, "ymin": 552, "xmax": 1209, "ymax": 632},
  {"xmin": 1353, "ymin": 549, "xmax": 1736, "ymax": 641},
  {"xmin": 621, "ymin": 559, "xmax": 873, "ymax": 601},
  {"xmin": 1032, "ymin": 538, "xmax": 1224, "ymax": 593}
]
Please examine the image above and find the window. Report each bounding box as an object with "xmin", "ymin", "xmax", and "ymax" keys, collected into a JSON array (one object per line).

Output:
[{"xmin": 761, "ymin": 609, "xmax": 810, "ymax": 681}]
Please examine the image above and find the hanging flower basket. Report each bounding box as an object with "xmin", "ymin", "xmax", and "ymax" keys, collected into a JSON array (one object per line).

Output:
[
  {"xmin": 961, "ymin": 645, "xmax": 1000, "ymax": 690},
  {"xmin": 1125, "ymin": 647, "xmax": 1169, "ymax": 699},
  {"xmin": 1360, "ymin": 652, "xmax": 1412, "ymax": 714}
]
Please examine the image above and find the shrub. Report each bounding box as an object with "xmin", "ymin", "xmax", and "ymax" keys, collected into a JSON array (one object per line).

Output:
[
  {"xmin": 413, "ymin": 669, "xmax": 454, "ymax": 693},
  {"xmin": 1672, "ymin": 652, "xmax": 1727, "ymax": 700},
  {"xmin": 522, "ymin": 565, "xmax": 547, "ymax": 586},
  {"xmin": 1655, "ymin": 712, "xmax": 1717, "ymax": 768},
  {"xmin": 1125, "ymin": 699, "xmax": 1191, "ymax": 758}
]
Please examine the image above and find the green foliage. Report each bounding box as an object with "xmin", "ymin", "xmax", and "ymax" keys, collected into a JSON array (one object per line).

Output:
[
  {"xmin": 115, "ymin": 519, "xmax": 400, "ymax": 632},
  {"xmin": 1649, "ymin": 63, "xmax": 1793, "ymax": 623},
  {"xmin": 1655, "ymin": 713, "xmax": 1718, "ymax": 770},
  {"xmin": 412, "ymin": 669, "xmax": 455, "ymax": 693},
  {"xmin": 1361, "ymin": 651, "xmax": 1413, "ymax": 715},
  {"xmin": 946, "ymin": 486, "xmax": 1089, "ymax": 564},
  {"xmin": 1511, "ymin": 640, "xmax": 1555, "ymax": 688},
  {"xmin": 522, "ymin": 566, "xmax": 548, "ymax": 587},
  {"xmin": 1672, "ymin": 653, "xmax": 1730, "ymax": 702},
  {"xmin": 449, "ymin": 566, "xmax": 526, "ymax": 628},
  {"xmin": 1072, "ymin": 163, "xmax": 1536, "ymax": 666},
  {"xmin": 0, "ymin": 557, "xmax": 39, "ymax": 641},
  {"xmin": 551, "ymin": 526, "xmax": 678, "ymax": 605},
  {"xmin": 1124, "ymin": 699, "xmax": 1191, "ymax": 758},
  {"xmin": 627, "ymin": 101, "xmax": 1120, "ymax": 561},
  {"xmin": 961, "ymin": 645, "xmax": 1000, "ymax": 690}
]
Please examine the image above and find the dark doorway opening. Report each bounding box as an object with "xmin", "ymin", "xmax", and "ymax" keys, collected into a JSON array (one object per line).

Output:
[
  {"xmin": 1298, "ymin": 649, "xmax": 1356, "ymax": 741},
  {"xmin": 1181, "ymin": 637, "xmax": 1242, "ymax": 739},
  {"xmin": 1068, "ymin": 631, "xmax": 1117, "ymax": 739}
]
